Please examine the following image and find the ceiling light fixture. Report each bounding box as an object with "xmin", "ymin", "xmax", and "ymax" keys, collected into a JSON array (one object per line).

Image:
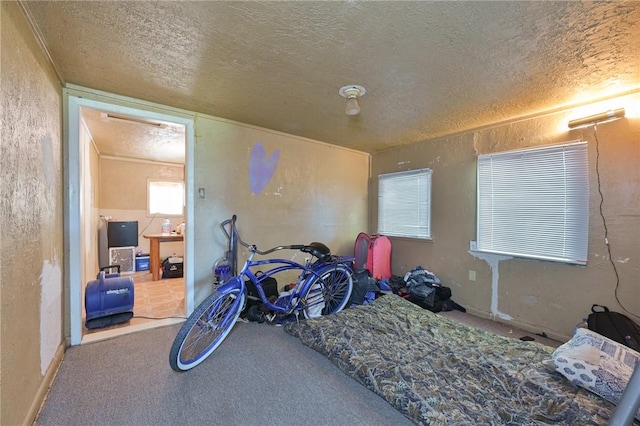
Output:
[
  {"xmin": 339, "ymin": 85, "xmax": 366, "ymax": 116},
  {"xmin": 568, "ymin": 108, "xmax": 625, "ymax": 129}
]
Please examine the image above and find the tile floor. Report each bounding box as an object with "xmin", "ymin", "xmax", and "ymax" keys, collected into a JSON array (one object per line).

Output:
[{"xmin": 83, "ymin": 271, "xmax": 186, "ymax": 337}]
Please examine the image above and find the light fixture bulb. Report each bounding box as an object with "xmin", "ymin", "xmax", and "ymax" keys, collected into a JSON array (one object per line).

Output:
[
  {"xmin": 339, "ymin": 84, "xmax": 366, "ymax": 116},
  {"xmin": 568, "ymin": 108, "xmax": 625, "ymax": 129},
  {"xmin": 345, "ymin": 97, "xmax": 361, "ymax": 115}
]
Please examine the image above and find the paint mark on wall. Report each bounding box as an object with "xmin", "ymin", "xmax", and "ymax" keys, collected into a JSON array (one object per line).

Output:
[
  {"xmin": 41, "ymin": 136, "xmax": 56, "ymax": 185},
  {"xmin": 468, "ymin": 248, "xmax": 513, "ymax": 320},
  {"xmin": 40, "ymin": 254, "xmax": 62, "ymax": 375},
  {"xmin": 249, "ymin": 142, "xmax": 280, "ymax": 194},
  {"xmin": 472, "ymin": 131, "xmax": 480, "ymax": 156}
]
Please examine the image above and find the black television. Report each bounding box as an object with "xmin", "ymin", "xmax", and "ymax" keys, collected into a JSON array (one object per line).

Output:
[{"xmin": 107, "ymin": 221, "xmax": 139, "ymax": 248}]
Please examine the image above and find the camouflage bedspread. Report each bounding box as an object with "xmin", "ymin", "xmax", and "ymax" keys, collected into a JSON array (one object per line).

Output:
[{"xmin": 284, "ymin": 295, "xmax": 618, "ymax": 425}]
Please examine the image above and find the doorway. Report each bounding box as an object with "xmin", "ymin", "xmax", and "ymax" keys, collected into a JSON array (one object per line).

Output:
[{"xmin": 66, "ymin": 93, "xmax": 195, "ymax": 345}]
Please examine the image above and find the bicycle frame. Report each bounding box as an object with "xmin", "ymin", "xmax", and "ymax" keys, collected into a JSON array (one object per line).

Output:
[
  {"xmin": 169, "ymin": 215, "xmax": 354, "ymax": 371},
  {"xmin": 217, "ymin": 215, "xmax": 354, "ymax": 316}
]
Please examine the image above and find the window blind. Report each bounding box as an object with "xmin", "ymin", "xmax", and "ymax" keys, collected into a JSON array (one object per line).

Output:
[
  {"xmin": 378, "ymin": 169, "xmax": 432, "ymax": 239},
  {"xmin": 476, "ymin": 141, "xmax": 589, "ymax": 264}
]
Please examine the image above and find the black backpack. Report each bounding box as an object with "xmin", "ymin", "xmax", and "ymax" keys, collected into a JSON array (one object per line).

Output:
[
  {"xmin": 587, "ymin": 304, "xmax": 640, "ymax": 352},
  {"xmin": 349, "ymin": 269, "xmax": 380, "ymax": 305}
]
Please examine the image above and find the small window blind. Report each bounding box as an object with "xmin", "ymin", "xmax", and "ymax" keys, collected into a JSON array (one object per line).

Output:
[
  {"xmin": 378, "ymin": 169, "xmax": 432, "ymax": 239},
  {"xmin": 476, "ymin": 141, "xmax": 589, "ymax": 265}
]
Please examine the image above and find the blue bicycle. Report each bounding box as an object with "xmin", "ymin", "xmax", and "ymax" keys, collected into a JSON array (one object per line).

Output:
[{"xmin": 169, "ymin": 215, "xmax": 354, "ymax": 371}]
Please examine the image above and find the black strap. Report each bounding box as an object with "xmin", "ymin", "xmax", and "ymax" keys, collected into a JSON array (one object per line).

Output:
[
  {"xmin": 591, "ymin": 304, "xmax": 610, "ymax": 313},
  {"xmin": 100, "ymin": 264, "xmax": 121, "ymax": 274}
]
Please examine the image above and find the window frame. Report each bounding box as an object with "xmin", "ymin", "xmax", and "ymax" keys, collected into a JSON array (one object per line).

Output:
[
  {"xmin": 476, "ymin": 141, "xmax": 589, "ymax": 265},
  {"xmin": 377, "ymin": 168, "xmax": 432, "ymax": 240}
]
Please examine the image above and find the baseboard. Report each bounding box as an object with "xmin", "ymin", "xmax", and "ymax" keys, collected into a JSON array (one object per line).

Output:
[
  {"xmin": 462, "ymin": 306, "xmax": 568, "ymax": 343},
  {"xmin": 26, "ymin": 342, "xmax": 66, "ymax": 425}
]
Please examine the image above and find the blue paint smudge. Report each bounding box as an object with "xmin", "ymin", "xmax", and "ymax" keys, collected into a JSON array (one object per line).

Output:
[{"xmin": 249, "ymin": 142, "xmax": 280, "ymax": 194}]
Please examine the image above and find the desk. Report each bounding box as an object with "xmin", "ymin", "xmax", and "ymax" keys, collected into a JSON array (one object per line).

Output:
[{"xmin": 143, "ymin": 234, "xmax": 184, "ymax": 281}]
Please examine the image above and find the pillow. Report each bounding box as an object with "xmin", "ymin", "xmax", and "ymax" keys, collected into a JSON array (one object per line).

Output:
[{"xmin": 551, "ymin": 327, "xmax": 640, "ymax": 419}]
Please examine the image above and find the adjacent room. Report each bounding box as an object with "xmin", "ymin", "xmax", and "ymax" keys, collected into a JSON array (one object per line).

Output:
[
  {"xmin": 78, "ymin": 106, "xmax": 188, "ymax": 339},
  {"xmin": 2, "ymin": 1, "xmax": 639, "ymax": 425}
]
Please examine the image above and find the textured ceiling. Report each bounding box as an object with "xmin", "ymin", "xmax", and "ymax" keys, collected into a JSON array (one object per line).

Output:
[
  {"xmin": 80, "ymin": 108, "xmax": 186, "ymax": 163},
  {"xmin": 22, "ymin": 1, "xmax": 640, "ymax": 161}
]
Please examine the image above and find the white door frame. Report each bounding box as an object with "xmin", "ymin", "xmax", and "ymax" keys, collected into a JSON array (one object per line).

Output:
[{"xmin": 66, "ymin": 94, "xmax": 195, "ymax": 345}]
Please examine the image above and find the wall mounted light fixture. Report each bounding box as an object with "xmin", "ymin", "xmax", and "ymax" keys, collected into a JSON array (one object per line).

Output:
[
  {"xmin": 101, "ymin": 112, "xmax": 167, "ymax": 128},
  {"xmin": 568, "ymin": 108, "xmax": 625, "ymax": 129},
  {"xmin": 339, "ymin": 85, "xmax": 366, "ymax": 116}
]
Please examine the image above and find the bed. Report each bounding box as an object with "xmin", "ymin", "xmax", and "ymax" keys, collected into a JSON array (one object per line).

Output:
[{"xmin": 284, "ymin": 294, "xmax": 639, "ymax": 425}]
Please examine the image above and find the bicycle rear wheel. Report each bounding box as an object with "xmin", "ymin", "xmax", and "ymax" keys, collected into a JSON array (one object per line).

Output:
[
  {"xmin": 301, "ymin": 264, "xmax": 353, "ymax": 319},
  {"xmin": 169, "ymin": 285, "xmax": 244, "ymax": 371}
]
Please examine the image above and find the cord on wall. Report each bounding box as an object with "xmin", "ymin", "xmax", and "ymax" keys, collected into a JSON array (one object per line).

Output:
[
  {"xmin": 138, "ymin": 213, "xmax": 158, "ymax": 237},
  {"xmin": 593, "ymin": 126, "xmax": 638, "ymax": 320}
]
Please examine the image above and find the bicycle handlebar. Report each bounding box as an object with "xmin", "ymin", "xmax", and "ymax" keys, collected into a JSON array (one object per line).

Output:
[{"xmin": 220, "ymin": 215, "xmax": 307, "ymax": 256}]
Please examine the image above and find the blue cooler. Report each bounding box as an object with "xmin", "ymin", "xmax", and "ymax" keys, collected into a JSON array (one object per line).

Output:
[
  {"xmin": 85, "ymin": 265, "xmax": 135, "ymax": 329},
  {"xmin": 135, "ymin": 255, "xmax": 150, "ymax": 271}
]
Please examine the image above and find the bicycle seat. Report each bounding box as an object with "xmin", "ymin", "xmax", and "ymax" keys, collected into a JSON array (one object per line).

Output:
[{"xmin": 302, "ymin": 242, "xmax": 331, "ymax": 260}]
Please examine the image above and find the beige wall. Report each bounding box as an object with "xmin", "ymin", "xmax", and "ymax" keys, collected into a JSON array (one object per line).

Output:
[
  {"xmin": 99, "ymin": 157, "xmax": 185, "ymax": 259},
  {"xmin": 80, "ymin": 119, "xmax": 102, "ymax": 284},
  {"xmin": 371, "ymin": 92, "xmax": 640, "ymax": 342},
  {"xmin": 2, "ymin": 4, "xmax": 369, "ymax": 423},
  {"xmin": 1, "ymin": 2, "xmax": 64, "ymax": 425},
  {"xmin": 191, "ymin": 117, "xmax": 370, "ymax": 301},
  {"xmin": 64, "ymin": 85, "xmax": 371, "ymax": 304}
]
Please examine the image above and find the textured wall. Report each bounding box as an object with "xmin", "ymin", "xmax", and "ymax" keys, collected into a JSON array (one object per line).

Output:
[
  {"xmin": 80, "ymin": 120, "xmax": 101, "ymax": 285},
  {"xmin": 65, "ymin": 83, "xmax": 369, "ymax": 306},
  {"xmin": 192, "ymin": 118, "xmax": 370, "ymax": 302},
  {"xmin": 1, "ymin": 2, "xmax": 63, "ymax": 425},
  {"xmin": 371, "ymin": 92, "xmax": 640, "ymax": 342},
  {"xmin": 99, "ymin": 157, "xmax": 185, "ymax": 259}
]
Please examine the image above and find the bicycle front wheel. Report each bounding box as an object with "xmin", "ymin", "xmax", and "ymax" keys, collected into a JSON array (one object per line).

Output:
[
  {"xmin": 169, "ymin": 285, "xmax": 245, "ymax": 371},
  {"xmin": 301, "ymin": 264, "xmax": 353, "ymax": 319}
]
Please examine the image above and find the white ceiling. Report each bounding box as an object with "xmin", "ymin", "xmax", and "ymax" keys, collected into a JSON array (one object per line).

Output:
[{"xmin": 22, "ymin": 1, "xmax": 640, "ymax": 162}]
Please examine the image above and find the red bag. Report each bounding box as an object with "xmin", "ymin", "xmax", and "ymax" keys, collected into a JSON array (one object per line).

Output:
[{"xmin": 353, "ymin": 233, "xmax": 392, "ymax": 280}]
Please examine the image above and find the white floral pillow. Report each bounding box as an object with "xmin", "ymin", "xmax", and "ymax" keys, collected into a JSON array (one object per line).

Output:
[{"xmin": 551, "ymin": 327, "xmax": 640, "ymax": 420}]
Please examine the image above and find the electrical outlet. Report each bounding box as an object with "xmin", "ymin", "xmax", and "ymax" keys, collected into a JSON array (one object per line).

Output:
[
  {"xmin": 198, "ymin": 188, "xmax": 205, "ymax": 199},
  {"xmin": 468, "ymin": 270, "xmax": 477, "ymax": 281}
]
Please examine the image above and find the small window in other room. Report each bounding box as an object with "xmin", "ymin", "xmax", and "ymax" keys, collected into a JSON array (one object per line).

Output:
[
  {"xmin": 476, "ymin": 141, "xmax": 589, "ymax": 265},
  {"xmin": 148, "ymin": 179, "xmax": 184, "ymax": 216},
  {"xmin": 378, "ymin": 169, "xmax": 432, "ymax": 239}
]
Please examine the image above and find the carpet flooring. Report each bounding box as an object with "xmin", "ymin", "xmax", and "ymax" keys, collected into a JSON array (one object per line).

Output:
[
  {"xmin": 37, "ymin": 299, "xmax": 562, "ymax": 425},
  {"xmin": 36, "ymin": 321, "xmax": 414, "ymax": 426}
]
